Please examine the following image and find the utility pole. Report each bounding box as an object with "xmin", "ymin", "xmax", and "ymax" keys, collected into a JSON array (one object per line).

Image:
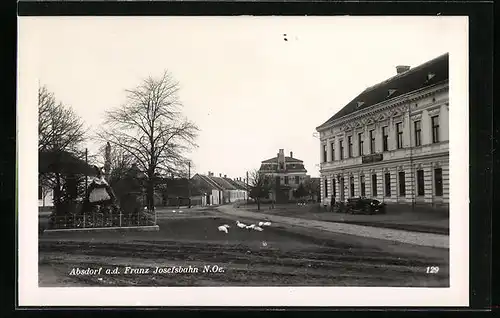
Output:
[
  {"xmin": 85, "ymin": 148, "xmax": 88, "ymax": 192},
  {"xmin": 188, "ymin": 161, "xmax": 191, "ymax": 208},
  {"xmin": 246, "ymin": 171, "xmax": 249, "ymax": 204}
]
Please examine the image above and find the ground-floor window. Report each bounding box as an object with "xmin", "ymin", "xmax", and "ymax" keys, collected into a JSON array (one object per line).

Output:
[
  {"xmin": 332, "ymin": 178, "xmax": 336, "ymax": 197},
  {"xmin": 324, "ymin": 179, "xmax": 328, "ymax": 198},
  {"xmin": 398, "ymin": 171, "xmax": 406, "ymax": 196},
  {"xmin": 417, "ymin": 169, "xmax": 425, "ymax": 196},
  {"xmin": 434, "ymin": 168, "xmax": 443, "ymax": 196},
  {"xmin": 384, "ymin": 172, "xmax": 391, "ymax": 197},
  {"xmin": 350, "ymin": 176, "xmax": 355, "ymax": 197},
  {"xmin": 360, "ymin": 175, "xmax": 366, "ymax": 197},
  {"xmin": 371, "ymin": 174, "xmax": 377, "ymax": 197}
]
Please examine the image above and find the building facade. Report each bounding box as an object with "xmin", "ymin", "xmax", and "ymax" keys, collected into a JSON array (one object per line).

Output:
[
  {"xmin": 259, "ymin": 149, "xmax": 310, "ymax": 203},
  {"xmin": 316, "ymin": 53, "xmax": 449, "ymax": 208}
]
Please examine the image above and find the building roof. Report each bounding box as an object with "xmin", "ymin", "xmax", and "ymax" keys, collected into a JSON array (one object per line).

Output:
[
  {"xmin": 318, "ymin": 53, "xmax": 449, "ymax": 128},
  {"xmin": 192, "ymin": 174, "xmax": 248, "ymax": 191},
  {"xmin": 39, "ymin": 150, "xmax": 97, "ymax": 176},
  {"xmin": 223, "ymin": 177, "xmax": 249, "ymax": 191},
  {"xmin": 261, "ymin": 156, "xmax": 303, "ymax": 164}
]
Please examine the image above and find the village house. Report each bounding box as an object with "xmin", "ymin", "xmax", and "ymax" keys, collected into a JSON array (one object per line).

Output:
[
  {"xmin": 258, "ymin": 149, "xmax": 311, "ymax": 203},
  {"xmin": 191, "ymin": 172, "xmax": 249, "ymax": 205}
]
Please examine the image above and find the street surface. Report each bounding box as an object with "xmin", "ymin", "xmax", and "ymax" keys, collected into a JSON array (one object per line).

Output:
[{"xmin": 39, "ymin": 206, "xmax": 449, "ymax": 287}]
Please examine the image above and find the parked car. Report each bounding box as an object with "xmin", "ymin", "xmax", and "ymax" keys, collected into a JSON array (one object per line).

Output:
[{"xmin": 344, "ymin": 197, "xmax": 386, "ymax": 215}]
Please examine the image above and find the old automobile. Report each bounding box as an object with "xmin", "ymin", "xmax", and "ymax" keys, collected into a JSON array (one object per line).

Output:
[{"xmin": 344, "ymin": 197, "xmax": 386, "ymax": 215}]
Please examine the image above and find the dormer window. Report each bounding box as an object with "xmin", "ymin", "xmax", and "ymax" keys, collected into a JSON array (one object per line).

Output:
[
  {"xmin": 427, "ymin": 73, "xmax": 435, "ymax": 81},
  {"xmin": 356, "ymin": 101, "xmax": 364, "ymax": 108},
  {"xmin": 387, "ymin": 89, "xmax": 397, "ymax": 98}
]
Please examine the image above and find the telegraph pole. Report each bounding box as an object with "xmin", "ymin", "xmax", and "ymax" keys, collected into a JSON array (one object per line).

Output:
[
  {"xmin": 84, "ymin": 148, "xmax": 88, "ymax": 192},
  {"xmin": 246, "ymin": 171, "xmax": 249, "ymax": 204},
  {"xmin": 188, "ymin": 161, "xmax": 191, "ymax": 208}
]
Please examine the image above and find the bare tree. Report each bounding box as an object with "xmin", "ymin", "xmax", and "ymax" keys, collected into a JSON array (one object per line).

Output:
[
  {"xmin": 38, "ymin": 85, "xmax": 86, "ymax": 153},
  {"xmin": 248, "ymin": 170, "xmax": 274, "ymax": 211},
  {"xmin": 98, "ymin": 70, "xmax": 199, "ymax": 210},
  {"xmin": 38, "ymin": 85, "xmax": 87, "ymax": 208}
]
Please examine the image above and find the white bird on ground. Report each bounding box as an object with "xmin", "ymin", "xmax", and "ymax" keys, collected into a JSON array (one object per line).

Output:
[
  {"xmin": 236, "ymin": 221, "xmax": 247, "ymax": 229},
  {"xmin": 218, "ymin": 225, "xmax": 230, "ymax": 234},
  {"xmin": 246, "ymin": 224, "xmax": 255, "ymax": 229},
  {"xmin": 259, "ymin": 221, "xmax": 272, "ymax": 227},
  {"xmin": 253, "ymin": 226, "xmax": 264, "ymax": 232},
  {"xmin": 172, "ymin": 210, "xmax": 176, "ymax": 213}
]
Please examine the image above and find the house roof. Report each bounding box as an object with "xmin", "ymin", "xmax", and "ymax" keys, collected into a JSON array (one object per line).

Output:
[
  {"xmin": 318, "ymin": 53, "xmax": 449, "ymax": 129},
  {"xmin": 261, "ymin": 156, "xmax": 303, "ymax": 164},
  {"xmin": 223, "ymin": 177, "xmax": 249, "ymax": 191},
  {"xmin": 193, "ymin": 174, "xmax": 224, "ymax": 191},
  {"xmin": 39, "ymin": 150, "xmax": 97, "ymax": 176},
  {"xmin": 209, "ymin": 176, "xmax": 239, "ymax": 190}
]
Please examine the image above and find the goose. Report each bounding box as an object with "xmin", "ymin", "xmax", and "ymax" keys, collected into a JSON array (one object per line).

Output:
[
  {"xmin": 218, "ymin": 225, "xmax": 229, "ymax": 234},
  {"xmin": 246, "ymin": 224, "xmax": 255, "ymax": 229},
  {"xmin": 262, "ymin": 221, "xmax": 271, "ymax": 226},
  {"xmin": 236, "ymin": 221, "xmax": 247, "ymax": 229},
  {"xmin": 253, "ymin": 226, "xmax": 264, "ymax": 232}
]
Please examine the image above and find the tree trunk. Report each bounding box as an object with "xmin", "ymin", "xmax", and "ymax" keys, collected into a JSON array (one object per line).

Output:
[
  {"xmin": 257, "ymin": 198, "xmax": 260, "ymax": 211},
  {"xmin": 146, "ymin": 174, "xmax": 155, "ymax": 211}
]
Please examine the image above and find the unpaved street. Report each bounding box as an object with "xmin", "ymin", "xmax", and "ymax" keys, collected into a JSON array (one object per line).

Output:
[{"xmin": 39, "ymin": 209, "xmax": 449, "ymax": 287}]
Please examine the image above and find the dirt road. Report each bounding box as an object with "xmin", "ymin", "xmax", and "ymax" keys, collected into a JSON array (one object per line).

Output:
[{"xmin": 39, "ymin": 211, "xmax": 449, "ymax": 287}]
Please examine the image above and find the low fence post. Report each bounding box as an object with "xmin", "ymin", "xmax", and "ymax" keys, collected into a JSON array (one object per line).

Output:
[
  {"xmin": 154, "ymin": 210, "xmax": 157, "ymax": 225},
  {"xmin": 83, "ymin": 214, "xmax": 86, "ymax": 228},
  {"xmin": 119, "ymin": 213, "xmax": 122, "ymax": 227}
]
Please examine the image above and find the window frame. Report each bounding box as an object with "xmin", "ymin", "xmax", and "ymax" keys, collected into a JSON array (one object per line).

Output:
[
  {"xmin": 398, "ymin": 171, "xmax": 406, "ymax": 196},
  {"xmin": 358, "ymin": 132, "xmax": 364, "ymax": 156},
  {"xmin": 384, "ymin": 172, "xmax": 391, "ymax": 197},
  {"xmin": 396, "ymin": 122, "xmax": 403, "ymax": 149},
  {"xmin": 369, "ymin": 130, "xmax": 375, "ymax": 154},
  {"xmin": 371, "ymin": 174, "xmax": 378, "ymax": 197},
  {"xmin": 382, "ymin": 126, "xmax": 388, "ymax": 151},
  {"xmin": 414, "ymin": 120, "xmax": 422, "ymax": 147},
  {"xmin": 431, "ymin": 115, "xmax": 440, "ymax": 143},
  {"xmin": 416, "ymin": 169, "xmax": 425, "ymax": 196}
]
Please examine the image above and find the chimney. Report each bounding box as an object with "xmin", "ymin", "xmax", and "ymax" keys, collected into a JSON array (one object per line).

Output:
[
  {"xmin": 219, "ymin": 173, "xmax": 222, "ymax": 177},
  {"xmin": 396, "ymin": 65, "xmax": 410, "ymax": 74},
  {"xmin": 224, "ymin": 174, "xmax": 227, "ymax": 178},
  {"xmin": 290, "ymin": 151, "xmax": 293, "ymax": 158}
]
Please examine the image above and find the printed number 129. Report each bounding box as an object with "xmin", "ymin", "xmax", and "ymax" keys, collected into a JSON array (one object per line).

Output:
[{"xmin": 426, "ymin": 266, "xmax": 439, "ymax": 274}]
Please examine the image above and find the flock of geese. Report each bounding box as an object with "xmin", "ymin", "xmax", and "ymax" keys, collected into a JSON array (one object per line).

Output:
[{"xmin": 217, "ymin": 220, "xmax": 272, "ymax": 234}]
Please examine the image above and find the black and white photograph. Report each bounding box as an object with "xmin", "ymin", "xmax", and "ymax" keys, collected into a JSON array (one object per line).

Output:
[{"xmin": 17, "ymin": 16, "xmax": 469, "ymax": 306}]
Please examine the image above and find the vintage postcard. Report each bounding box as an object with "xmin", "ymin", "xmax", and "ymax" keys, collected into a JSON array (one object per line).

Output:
[{"xmin": 17, "ymin": 16, "xmax": 469, "ymax": 306}]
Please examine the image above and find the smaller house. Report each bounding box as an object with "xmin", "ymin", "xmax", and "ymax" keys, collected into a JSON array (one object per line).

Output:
[
  {"xmin": 191, "ymin": 172, "xmax": 249, "ymax": 205},
  {"xmin": 223, "ymin": 177, "xmax": 249, "ymax": 202},
  {"xmin": 191, "ymin": 172, "xmax": 224, "ymax": 205}
]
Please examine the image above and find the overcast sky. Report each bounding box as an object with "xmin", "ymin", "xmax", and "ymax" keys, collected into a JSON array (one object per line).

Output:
[{"xmin": 24, "ymin": 16, "xmax": 466, "ymax": 178}]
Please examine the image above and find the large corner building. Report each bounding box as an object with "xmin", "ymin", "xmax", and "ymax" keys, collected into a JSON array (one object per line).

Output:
[{"xmin": 316, "ymin": 53, "xmax": 449, "ymax": 208}]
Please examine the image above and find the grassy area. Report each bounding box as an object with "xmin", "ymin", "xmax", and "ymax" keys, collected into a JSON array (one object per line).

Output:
[{"xmin": 241, "ymin": 202, "xmax": 449, "ymax": 234}]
